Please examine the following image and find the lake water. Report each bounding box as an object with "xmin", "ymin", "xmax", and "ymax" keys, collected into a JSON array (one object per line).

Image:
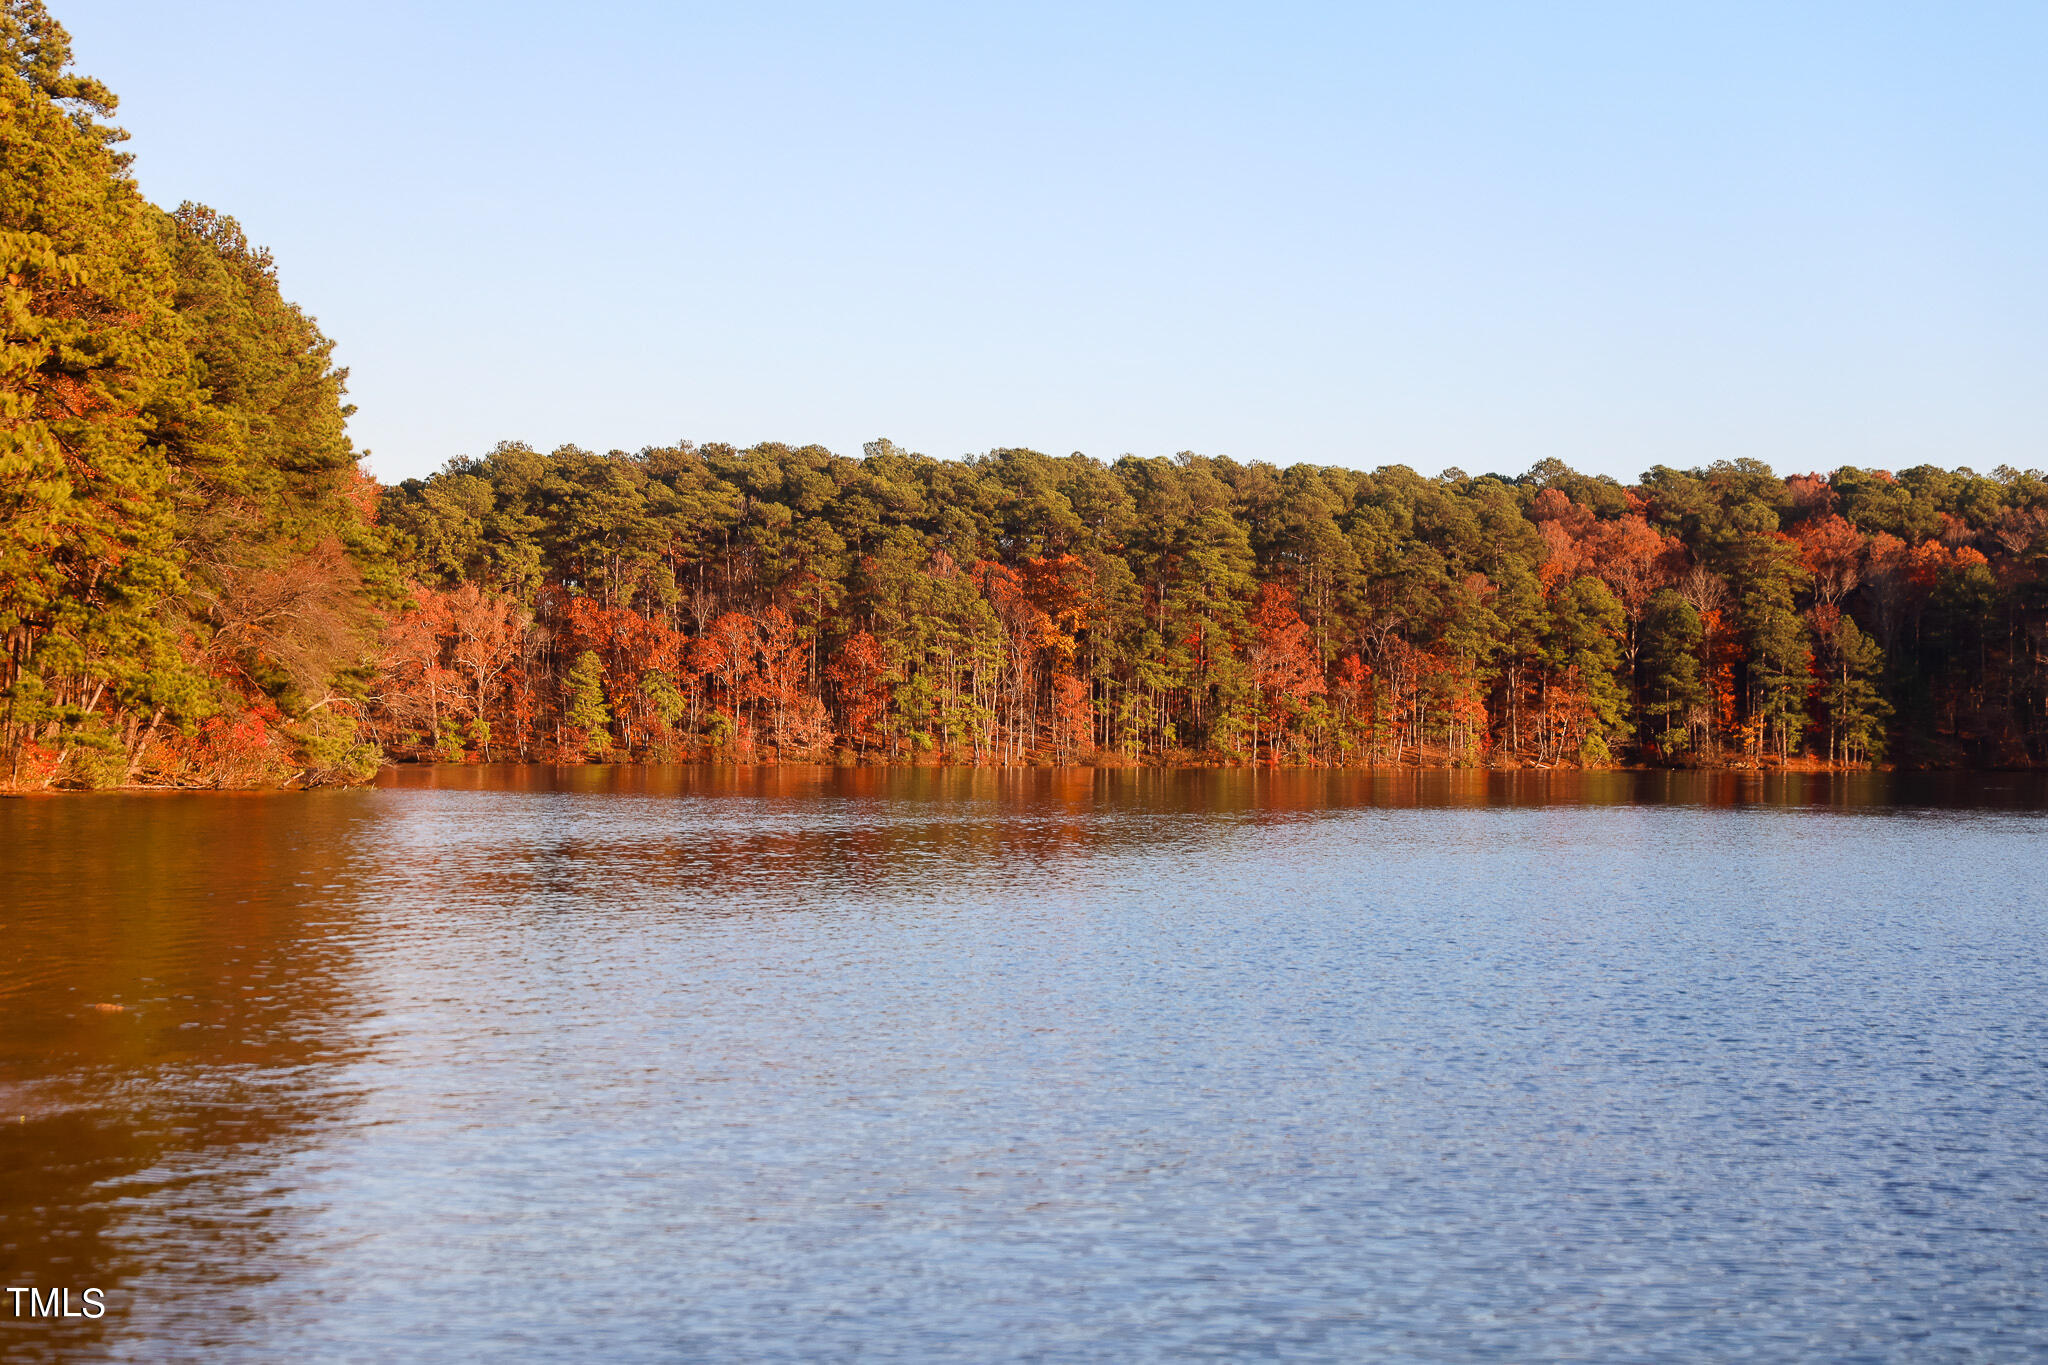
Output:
[{"xmin": 3, "ymin": 768, "xmax": 2046, "ymax": 1361}]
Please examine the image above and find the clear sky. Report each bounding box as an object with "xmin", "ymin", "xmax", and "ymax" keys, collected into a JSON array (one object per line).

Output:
[{"xmin": 64, "ymin": 0, "xmax": 2048, "ymax": 485}]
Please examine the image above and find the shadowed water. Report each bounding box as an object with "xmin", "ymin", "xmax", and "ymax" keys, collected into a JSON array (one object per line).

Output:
[{"xmin": 3, "ymin": 768, "xmax": 2046, "ymax": 1361}]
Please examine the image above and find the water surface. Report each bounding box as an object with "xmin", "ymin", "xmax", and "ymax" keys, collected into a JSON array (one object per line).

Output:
[{"xmin": 4, "ymin": 768, "xmax": 2046, "ymax": 1360}]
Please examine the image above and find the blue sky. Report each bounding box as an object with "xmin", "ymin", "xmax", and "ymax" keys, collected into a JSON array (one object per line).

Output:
[{"xmin": 66, "ymin": 1, "xmax": 2048, "ymax": 484}]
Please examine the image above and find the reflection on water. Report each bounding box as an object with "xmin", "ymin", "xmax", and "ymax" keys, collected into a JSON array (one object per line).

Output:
[{"xmin": 3, "ymin": 768, "xmax": 2046, "ymax": 1360}]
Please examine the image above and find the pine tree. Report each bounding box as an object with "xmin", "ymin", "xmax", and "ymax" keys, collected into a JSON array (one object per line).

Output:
[
  {"xmin": 1640, "ymin": 589, "xmax": 1706, "ymax": 757},
  {"xmin": 0, "ymin": 1, "xmax": 387, "ymax": 789},
  {"xmin": 564, "ymin": 649, "xmax": 612, "ymax": 757},
  {"xmin": 0, "ymin": 0, "xmax": 197, "ymax": 785},
  {"xmin": 1542, "ymin": 577, "xmax": 1627, "ymax": 765},
  {"xmin": 1817, "ymin": 613, "xmax": 1888, "ymax": 765}
]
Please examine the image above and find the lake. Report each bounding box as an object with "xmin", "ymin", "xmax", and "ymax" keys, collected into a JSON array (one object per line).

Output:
[{"xmin": 3, "ymin": 768, "xmax": 2046, "ymax": 1361}]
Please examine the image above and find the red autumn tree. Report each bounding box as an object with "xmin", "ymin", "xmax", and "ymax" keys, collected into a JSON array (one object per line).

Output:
[
  {"xmin": 1245, "ymin": 583, "xmax": 1324, "ymax": 759},
  {"xmin": 826, "ymin": 631, "xmax": 889, "ymax": 756}
]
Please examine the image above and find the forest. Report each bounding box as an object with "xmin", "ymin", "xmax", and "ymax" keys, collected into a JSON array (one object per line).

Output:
[
  {"xmin": 4, "ymin": 0, "xmax": 2047, "ymax": 789},
  {"xmin": 0, "ymin": 0, "xmax": 391, "ymax": 792},
  {"xmin": 369, "ymin": 442, "xmax": 2047, "ymax": 774}
]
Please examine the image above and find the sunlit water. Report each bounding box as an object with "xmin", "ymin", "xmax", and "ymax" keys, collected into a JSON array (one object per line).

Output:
[{"xmin": 3, "ymin": 768, "xmax": 2046, "ymax": 1361}]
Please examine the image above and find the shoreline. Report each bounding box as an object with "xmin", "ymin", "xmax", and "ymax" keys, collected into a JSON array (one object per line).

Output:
[{"xmin": 15, "ymin": 756, "xmax": 2042, "ymax": 796}]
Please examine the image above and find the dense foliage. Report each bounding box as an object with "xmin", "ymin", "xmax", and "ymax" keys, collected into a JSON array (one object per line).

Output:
[
  {"xmin": 375, "ymin": 441, "xmax": 2048, "ymax": 770},
  {"xmin": 0, "ymin": 1, "xmax": 388, "ymax": 789},
  {"xmin": 6, "ymin": 0, "xmax": 2045, "ymax": 787}
]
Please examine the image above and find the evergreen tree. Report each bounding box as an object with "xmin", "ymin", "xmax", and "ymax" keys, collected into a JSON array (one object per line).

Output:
[
  {"xmin": 1817, "ymin": 613, "xmax": 1888, "ymax": 765},
  {"xmin": 1542, "ymin": 577, "xmax": 1627, "ymax": 764},
  {"xmin": 564, "ymin": 649, "xmax": 612, "ymax": 757},
  {"xmin": 0, "ymin": 0, "xmax": 197, "ymax": 785},
  {"xmin": 0, "ymin": 1, "xmax": 385, "ymax": 789},
  {"xmin": 1639, "ymin": 589, "xmax": 1706, "ymax": 756}
]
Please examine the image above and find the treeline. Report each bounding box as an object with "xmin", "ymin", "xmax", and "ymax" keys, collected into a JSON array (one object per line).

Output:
[
  {"xmin": 7, "ymin": 1, "xmax": 2048, "ymax": 790},
  {"xmin": 0, "ymin": 1, "xmax": 389, "ymax": 791},
  {"xmin": 373, "ymin": 439, "xmax": 2048, "ymax": 772}
]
